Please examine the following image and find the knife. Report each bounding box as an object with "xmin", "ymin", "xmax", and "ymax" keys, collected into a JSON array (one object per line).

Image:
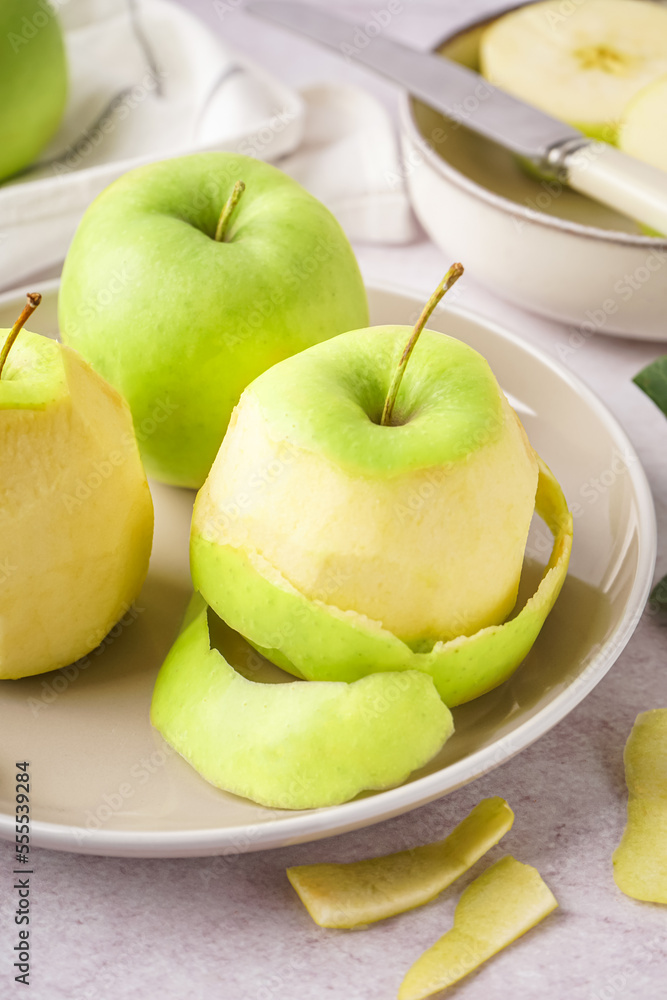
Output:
[{"xmin": 248, "ymin": 1, "xmax": 667, "ymax": 235}]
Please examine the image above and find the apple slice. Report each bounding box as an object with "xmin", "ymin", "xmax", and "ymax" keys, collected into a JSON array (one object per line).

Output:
[
  {"xmin": 613, "ymin": 708, "xmax": 667, "ymax": 904},
  {"xmin": 398, "ymin": 856, "xmax": 558, "ymax": 1000},
  {"xmin": 191, "ymin": 454, "xmax": 572, "ymax": 707},
  {"xmin": 618, "ymin": 74, "xmax": 667, "ymax": 234},
  {"xmin": 480, "ymin": 0, "xmax": 667, "ymax": 143},
  {"xmin": 619, "ymin": 74, "xmax": 667, "ymax": 169},
  {"xmin": 287, "ymin": 797, "xmax": 513, "ymax": 928},
  {"xmin": 150, "ymin": 595, "xmax": 454, "ymax": 810}
]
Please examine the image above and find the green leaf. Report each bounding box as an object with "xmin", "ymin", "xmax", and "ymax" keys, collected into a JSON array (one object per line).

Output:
[
  {"xmin": 650, "ymin": 575, "xmax": 667, "ymax": 610},
  {"xmin": 634, "ymin": 358, "xmax": 666, "ymax": 614},
  {"xmin": 634, "ymin": 355, "xmax": 667, "ymax": 418}
]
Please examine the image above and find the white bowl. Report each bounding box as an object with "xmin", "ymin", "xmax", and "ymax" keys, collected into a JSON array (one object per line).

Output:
[{"xmin": 399, "ymin": 11, "xmax": 667, "ymax": 340}]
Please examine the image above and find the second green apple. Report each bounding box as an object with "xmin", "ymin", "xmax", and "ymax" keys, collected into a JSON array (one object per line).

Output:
[{"xmin": 58, "ymin": 153, "xmax": 369, "ymax": 488}]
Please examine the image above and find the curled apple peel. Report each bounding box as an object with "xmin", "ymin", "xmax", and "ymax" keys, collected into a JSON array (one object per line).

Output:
[
  {"xmin": 398, "ymin": 855, "xmax": 558, "ymax": 999},
  {"xmin": 191, "ymin": 456, "xmax": 572, "ymax": 707},
  {"xmin": 613, "ymin": 708, "xmax": 667, "ymax": 904},
  {"xmin": 150, "ymin": 594, "xmax": 454, "ymax": 810},
  {"xmin": 287, "ymin": 797, "xmax": 514, "ymax": 928}
]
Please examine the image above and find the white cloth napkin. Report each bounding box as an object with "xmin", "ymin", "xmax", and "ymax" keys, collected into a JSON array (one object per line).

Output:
[
  {"xmin": 280, "ymin": 84, "xmax": 418, "ymax": 246},
  {"xmin": 0, "ymin": 0, "xmax": 415, "ymax": 291}
]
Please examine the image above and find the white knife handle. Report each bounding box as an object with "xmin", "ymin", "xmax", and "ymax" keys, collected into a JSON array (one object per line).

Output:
[{"xmin": 564, "ymin": 142, "xmax": 667, "ymax": 235}]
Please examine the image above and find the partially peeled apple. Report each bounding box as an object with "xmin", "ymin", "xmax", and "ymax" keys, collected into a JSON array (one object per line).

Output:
[
  {"xmin": 0, "ymin": 295, "xmax": 153, "ymax": 679},
  {"xmin": 189, "ymin": 267, "xmax": 573, "ymax": 709},
  {"xmin": 153, "ymin": 269, "xmax": 572, "ymax": 807}
]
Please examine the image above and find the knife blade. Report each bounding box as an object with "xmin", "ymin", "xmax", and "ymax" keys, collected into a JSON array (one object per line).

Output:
[
  {"xmin": 247, "ymin": 0, "xmax": 583, "ymax": 164},
  {"xmin": 248, "ymin": 0, "xmax": 667, "ymax": 234}
]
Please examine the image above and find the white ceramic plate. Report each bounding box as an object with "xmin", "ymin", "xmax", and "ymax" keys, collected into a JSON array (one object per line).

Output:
[{"xmin": 0, "ymin": 282, "xmax": 656, "ymax": 857}]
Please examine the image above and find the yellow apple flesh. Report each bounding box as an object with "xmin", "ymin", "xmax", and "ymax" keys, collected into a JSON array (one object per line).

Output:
[
  {"xmin": 193, "ymin": 326, "xmax": 539, "ymax": 651},
  {"xmin": 0, "ymin": 330, "xmax": 153, "ymax": 679}
]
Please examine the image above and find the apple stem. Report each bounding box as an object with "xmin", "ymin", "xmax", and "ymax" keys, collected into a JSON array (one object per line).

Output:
[
  {"xmin": 380, "ymin": 264, "xmax": 464, "ymax": 426},
  {"xmin": 215, "ymin": 181, "xmax": 246, "ymax": 242},
  {"xmin": 0, "ymin": 292, "xmax": 42, "ymax": 380}
]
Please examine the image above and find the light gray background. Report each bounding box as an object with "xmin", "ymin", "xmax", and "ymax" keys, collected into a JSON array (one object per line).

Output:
[{"xmin": 2, "ymin": 1, "xmax": 666, "ymax": 998}]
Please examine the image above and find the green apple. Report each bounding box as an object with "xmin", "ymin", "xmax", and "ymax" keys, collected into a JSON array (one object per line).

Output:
[
  {"xmin": 58, "ymin": 153, "xmax": 369, "ymax": 488},
  {"xmin": 150, "ymin": 594, "xmax": 454, "ymax": 810},
  {"xmin": 480, "ymin": 0, "xmax": 667, "ymax": 144},
  {"xmin": 191, "ymin": 271, "xmax": 573, "ymax": 706},
  {"xmin": 398, "ymin": 856, "xmax": 558, "ymax": 999},
  {"xmin": 0, "ymin": 0, "xmax": 67, "ymax": 182},
  {"xmin": 0, "ymin": 295, "xmax": 153, "ymax": 680}
]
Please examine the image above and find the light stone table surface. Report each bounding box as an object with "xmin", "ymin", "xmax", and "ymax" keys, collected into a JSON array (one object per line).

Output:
[{"xmin": 2, "ymin": 1, "xmax": 667, "ymax": 998}]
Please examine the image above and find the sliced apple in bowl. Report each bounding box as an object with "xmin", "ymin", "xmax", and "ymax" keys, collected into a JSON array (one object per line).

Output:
[{"xmin": 480, "ymin": 0, "xmax": 667, "ymax": 144}]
